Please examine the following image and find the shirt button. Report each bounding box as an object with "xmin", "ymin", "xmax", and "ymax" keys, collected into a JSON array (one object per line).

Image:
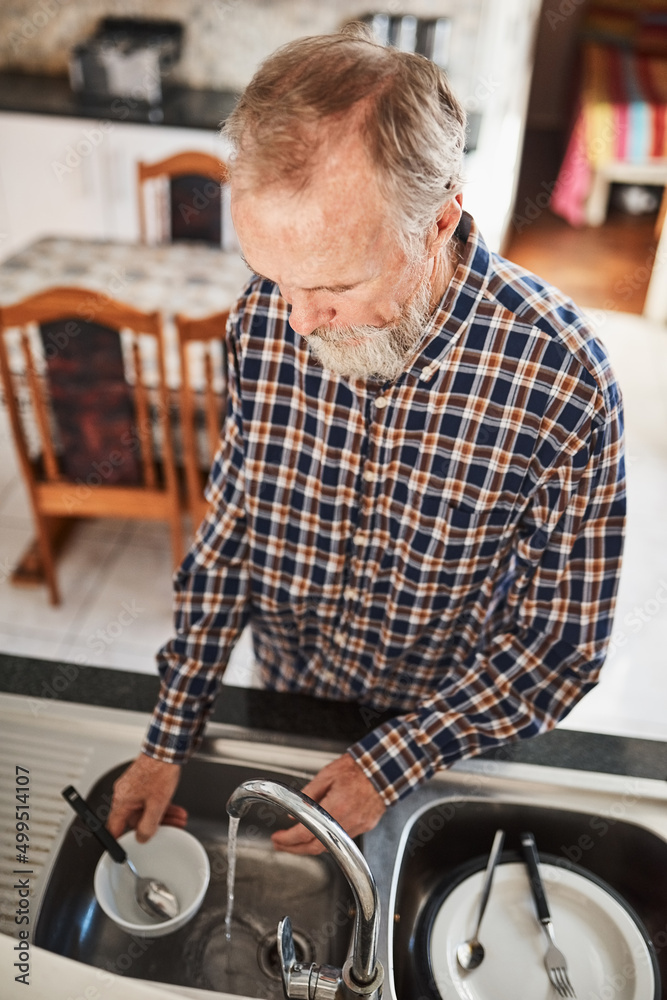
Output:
[
  {"xmin": 344, "ymin": 586, "xmax": 356, "ymax": 601},
  {"xmin": 353, "ymin": 531, "xmax": 364, "ymax": 545},
  {"xmin": 334, "ymin": 630, "xmax": 346, "ymax": 646},
  {"xmin": 375, "ymin": 396, "xmax": 389, "ymax": 409},
  {"xmin": 363, "ymin": 469, "xmax": 374, "ymax": 483}
]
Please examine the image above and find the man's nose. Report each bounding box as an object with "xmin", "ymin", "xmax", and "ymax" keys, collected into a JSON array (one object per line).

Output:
[{"xmin": 287, "ymin": 296, "xmax": 336, "ymax": 337}]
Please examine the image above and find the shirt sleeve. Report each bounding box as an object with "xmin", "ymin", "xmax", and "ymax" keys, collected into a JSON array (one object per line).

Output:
[
  {"xmin": 348, "ymin": 381, "xmax": 626, "ymax": 805},
  {"xmin": 142, "ymin": 321, "xmax": 251, "ymax": 763}
]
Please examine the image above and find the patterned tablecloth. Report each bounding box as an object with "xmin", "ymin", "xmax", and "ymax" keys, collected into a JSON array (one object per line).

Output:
[
  {"xmin": 0, "ymin": 236, "xmax": 251, "ymax": 315},
  {"xmin": 0, "ymin": 236, "xmax": 252, "ymax": 388}
]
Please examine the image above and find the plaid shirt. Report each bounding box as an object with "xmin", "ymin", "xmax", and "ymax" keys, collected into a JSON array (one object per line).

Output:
[{"xmin": 144, "ymin": 213, "xmax": 626, "ymax": 805}]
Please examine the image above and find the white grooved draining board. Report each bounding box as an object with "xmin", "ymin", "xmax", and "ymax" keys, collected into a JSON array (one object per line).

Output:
[
  {"xmin": 0, "ymin": 722, "xmax": 92, "ymax": 933},
  {"xmin": 0, "ymin": 693, "xmax": 156, "ymax": 939}
]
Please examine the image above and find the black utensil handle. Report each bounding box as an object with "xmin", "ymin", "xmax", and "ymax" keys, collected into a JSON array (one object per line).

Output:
[
  {"xmin": 521, "ymin": 831, "xmax": 551, "ymax": 923},
  {"xmin": 62, "ymin": 785, "xmax": 126, "ymax": 863}
]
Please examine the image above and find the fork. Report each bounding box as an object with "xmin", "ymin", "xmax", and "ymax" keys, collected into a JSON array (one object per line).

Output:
[{"xmin": 521, "ymin": 832, "xmax": 577, "ymax": 998}]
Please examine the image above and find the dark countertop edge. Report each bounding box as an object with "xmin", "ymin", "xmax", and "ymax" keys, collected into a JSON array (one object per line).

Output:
[
  {"xmin": 0, "ymin": 71, "xmax": 240, "ymax": 131},
  {"xmin": 1, "ymin": 653, "xmax": 666, "ymax": 783}
]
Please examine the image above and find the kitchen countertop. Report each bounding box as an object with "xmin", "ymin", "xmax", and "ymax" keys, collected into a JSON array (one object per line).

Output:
[
  {"xmin": 2, "ymin": 652, "xmax": 667, "ymax": 782},
  {"xmin": 0, "ymin": 71, "xmax": 239, "ymax": 129},
  {"xmin": 0, "ymin": 933, "xmax": 218, "ymax": 1000},
  {"xmin": 2, "ymin": 652, "xmax": 667, "ymax": 1000}
]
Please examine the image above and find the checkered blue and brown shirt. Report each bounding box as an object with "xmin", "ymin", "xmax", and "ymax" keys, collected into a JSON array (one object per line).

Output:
[{"xmin": 144, "ymin": 213, "xmax": 626, "ymax": 805}]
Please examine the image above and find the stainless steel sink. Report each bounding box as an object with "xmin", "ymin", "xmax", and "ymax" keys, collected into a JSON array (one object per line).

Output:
[
  {"xmin": 391, "ymin": 798, "xmax": 667, "ymax": 998},
  {"xmin": 7, "ymin": 692, "xmax": 667, "ymax": 1000},
  {"xmin": 359, "ymin": 762, "xmax": 667, "ymax": 1000},
  {"xmin": 35, "ymin": 754, "xmax": 354, "ymax": 999}
]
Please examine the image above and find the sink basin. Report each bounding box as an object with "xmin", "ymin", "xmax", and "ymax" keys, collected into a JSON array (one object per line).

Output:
[
  {"xmin": 35, "ymin": 755, "xmax": 354, "ymax": 998},
  {"xmin": 386, "ymin": 784, "xmax": 667, "ymax": 999},
  {"xmin": 14, "ymin": 693, "xmax": 667, "ymax": 1000}
]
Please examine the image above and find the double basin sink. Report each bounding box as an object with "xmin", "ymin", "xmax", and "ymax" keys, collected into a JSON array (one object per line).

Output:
[{"xmin": 34, "ymin": 726, "xmax": 667, "ymax": 999}]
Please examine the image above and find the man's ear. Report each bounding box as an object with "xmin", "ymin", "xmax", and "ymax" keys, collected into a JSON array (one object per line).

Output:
[{"xmin": 427, "ymin": 194, "xmax": 463, "ymax": 257}]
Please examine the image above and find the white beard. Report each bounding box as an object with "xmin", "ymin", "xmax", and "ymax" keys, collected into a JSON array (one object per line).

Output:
[{"xmin": 305, "ymin": 278, "xmax": 433, "ymax": 383}]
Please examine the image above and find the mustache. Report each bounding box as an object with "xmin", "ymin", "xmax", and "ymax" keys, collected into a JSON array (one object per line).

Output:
[
  {"xmin": 309, "ymin": 322, "xmax": 389, "ymax": 344},
  {"xmin": 303, "ymin": 275, "xmax": 434, "ymax": 383},
  {"xmin": 309, "ymin": 277, "xmax": 433, "ymax": 347}
]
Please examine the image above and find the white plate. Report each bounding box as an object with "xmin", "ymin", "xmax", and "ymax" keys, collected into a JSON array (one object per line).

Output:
[{"xmin": 429, "ymin": 861, "xmax": 656, "ymax": 1000}]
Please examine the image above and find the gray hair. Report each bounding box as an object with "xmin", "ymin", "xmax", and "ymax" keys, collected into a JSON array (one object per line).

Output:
[{"xmin": 223, "ymin": 23, "xmax": 466, "ymax": 255}]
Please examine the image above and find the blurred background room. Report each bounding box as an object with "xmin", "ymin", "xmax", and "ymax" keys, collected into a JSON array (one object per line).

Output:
[{"xmin": 0, "ymin": 0, "xmax": 666, "ymax": 741}]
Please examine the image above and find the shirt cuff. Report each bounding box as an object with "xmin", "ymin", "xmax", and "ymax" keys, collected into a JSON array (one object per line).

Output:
[
  {"xmin": 141, "ymin": 681, "xmax": 209, "ymax": 764},
  {"xmin": 347, "ymin": 717, "xmax": 442, "ymax": 805}
]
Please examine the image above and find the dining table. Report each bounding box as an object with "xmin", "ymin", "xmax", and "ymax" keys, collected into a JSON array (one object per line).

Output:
[
  {"xmin": 0, "ymin": 234, "xmax": 252, "ymax": 587},
  {"xmin": 0, "ymin": 234, "xmax": 252, "ymax": 380},
  {"xmin": 0, "ymin": 234, "xmax": 251, "ymax": 309}
]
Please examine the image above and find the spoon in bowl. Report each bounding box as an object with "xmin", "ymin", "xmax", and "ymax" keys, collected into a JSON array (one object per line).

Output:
[
  {"xmin": 62, "ymin": 785, "xmax": 179, "ymax": 921},
  {"xmin": 456, "ymin": 827, "xmax": 505, "ymax": 971}
]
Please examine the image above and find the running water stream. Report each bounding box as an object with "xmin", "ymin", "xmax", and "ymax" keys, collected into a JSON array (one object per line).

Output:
[{"xmin": 225, "ymin": 816, "xmax": 240, "ymax": 942}]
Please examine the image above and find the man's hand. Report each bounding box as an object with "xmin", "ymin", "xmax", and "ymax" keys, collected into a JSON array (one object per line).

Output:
[
  {"xmin": 107, "ymin": 754, "xmax": 186, "ymax": 843},
  {"xmin": 271, "ymin": 754, "xmax": 386, "ymax": 855}
]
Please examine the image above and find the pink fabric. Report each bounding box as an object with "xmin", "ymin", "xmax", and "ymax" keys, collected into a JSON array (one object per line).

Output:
[
  {"xmin": 550, "ymin": 110, "xmax": 592, "ymax": 227},
  {"xmin": 616, "ymin": 102, "xmax": 629, "ymax": 159},
  {"xmin": 550, "ymin": 44, "xmax": 667, "ymax": 225}
]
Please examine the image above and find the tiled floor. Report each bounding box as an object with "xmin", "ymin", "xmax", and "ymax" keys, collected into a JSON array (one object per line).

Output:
[
  {"xmin": 1, "ymin": 309, "xmax": 666, "ymax": 741},
  {"xmin": 0, "ymin": 419, "xmax": 259, "ymax": 687}
]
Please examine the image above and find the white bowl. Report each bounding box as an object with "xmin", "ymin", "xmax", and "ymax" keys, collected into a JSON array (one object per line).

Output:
[{"xmin": 94, "ymin": 826, "xmax": 210, "ymax": 937}]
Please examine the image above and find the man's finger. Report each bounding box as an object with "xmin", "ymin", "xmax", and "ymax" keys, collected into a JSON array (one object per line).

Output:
[
  {"xmin": 107, "ymin": 805, "xmax": 136, "ymax": 839},
  {"xmin": 299, "ymin": 770, "xmax": 334, "ymax": 803},
  {"xmin": 270, "ymin": 755, "xmax": 385, "ymax": 855},
  {"xmin": 108, "ymin": 803, "xmax": 187, "ymax": 838},
  {"xmin": 136, "ymin": 795, "xmax": 171, "ymax": 843},
  {"xmin": 275, "ymin": 839, "xmax": 325, "ymax": 856},
  {"xmin": 271, "ymin": 821, "xmax": 313, "ymax": 848},
  {"xmin": 272, "ymin": 824, "xmax": 324, "ymax": 855},
  {"xmin": 161, "ymin": 804, "xmax": 189, "ymax": 828},
  {"xmin": 108, "ymin": 755, "xmax": 182, "ymax": 844}
]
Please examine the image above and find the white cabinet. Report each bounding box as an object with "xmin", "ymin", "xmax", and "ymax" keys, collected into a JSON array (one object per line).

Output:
[
  {"xmin": 0, "ymin": 113, "xmax": 108, "ymax": 260},
  {"xmin": 0, "ymin": 112, "xmax": 231, "ymax": 261}
]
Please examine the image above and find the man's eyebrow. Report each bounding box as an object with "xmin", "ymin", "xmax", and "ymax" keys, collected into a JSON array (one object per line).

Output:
[
  {"xmin": 310, "ymin": 282, "xmax": 359, "ymax": 293},
  {"xmin": 240, "ymin": 253, "xmax": 270, "ymax": 282},
  {"xmin": 240, "ymin": 253, "xmax": 360, "ymax": 294}
]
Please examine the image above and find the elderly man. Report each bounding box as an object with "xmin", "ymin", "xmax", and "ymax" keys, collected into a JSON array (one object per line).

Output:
[{"xmin": 109, "ymin": 26, "xmax": 625, "ymax": 854}]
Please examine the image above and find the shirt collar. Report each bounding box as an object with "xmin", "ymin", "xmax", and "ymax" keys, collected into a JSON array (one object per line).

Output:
[{"xmin": 404, "ymin": 211, "xmax": 492, "ymax": 384}]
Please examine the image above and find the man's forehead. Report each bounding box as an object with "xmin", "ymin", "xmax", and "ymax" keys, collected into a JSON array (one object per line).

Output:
[
  {"xmin": 232, "ymin": 129, "xmax": 385, "ymax": 224},
  {"xmin": 231, "ymin": 170, "xmax": 392, "ymax": 283}
]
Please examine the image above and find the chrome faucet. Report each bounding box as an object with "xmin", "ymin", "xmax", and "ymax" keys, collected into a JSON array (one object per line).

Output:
[{"xmin": 226, "ymin": 779, "xmax": 384, "ymax": 1000}]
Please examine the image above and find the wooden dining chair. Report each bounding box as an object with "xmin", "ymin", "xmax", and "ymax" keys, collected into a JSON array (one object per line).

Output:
[
  {"xmin": 137, "ymin": 151, "xmax": 230, "ymax": 246},
  {"xmin": 174, "ymin": 310, "xmax": 229, "ymax": 531},
  {"xmin": 0, "ymin": 286, "xmax": 183, "ymax": 605}
]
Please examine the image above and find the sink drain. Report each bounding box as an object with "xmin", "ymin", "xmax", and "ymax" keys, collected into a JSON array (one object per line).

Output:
[{"xmin": 257, "ymin": 928, "xmax": 314, "ymax": 980}]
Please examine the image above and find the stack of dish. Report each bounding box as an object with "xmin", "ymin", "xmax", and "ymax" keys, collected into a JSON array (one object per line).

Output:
[{"xmin": 416, "ymin": 853, "xmax": 660, "ymax": 1000}]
